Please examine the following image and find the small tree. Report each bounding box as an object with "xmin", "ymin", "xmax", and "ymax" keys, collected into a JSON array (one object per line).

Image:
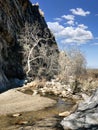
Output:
[
  {"xmin": 68, "ymin": 48, "xmax": 87, "ymax": 77},
  {"xmin": 58, "ymin": 51, "xmax": 73, "ymax": 82},
  {"xmin": 58, "ymin": 48, "xmax": 87, "ymax": 82}
]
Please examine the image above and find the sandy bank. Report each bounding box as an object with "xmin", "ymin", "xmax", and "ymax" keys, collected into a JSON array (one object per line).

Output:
[{"xmin": 0, "ymin": 89, "xmax": 56, "ymax": 115}]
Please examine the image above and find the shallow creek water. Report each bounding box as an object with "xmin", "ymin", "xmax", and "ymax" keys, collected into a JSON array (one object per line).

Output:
[{"xmin": 0, "ymin": 94, "xmax": 75, "ymax": 130}]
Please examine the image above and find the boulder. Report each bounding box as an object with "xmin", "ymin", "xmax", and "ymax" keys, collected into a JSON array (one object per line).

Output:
[{"xmin": 61, "ymin": 88, "xmax": 98, "ymax": 130}]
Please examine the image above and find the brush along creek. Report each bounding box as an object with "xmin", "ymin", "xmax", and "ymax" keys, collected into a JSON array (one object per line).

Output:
[{"xmin": 0, "ymin": 88, "xmax": 76, "ymax": 130}]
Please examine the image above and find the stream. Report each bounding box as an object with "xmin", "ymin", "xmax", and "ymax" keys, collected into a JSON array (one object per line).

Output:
[{"xmin": 0, "ymin": 94, "xmax": 75, "ymax": 130}]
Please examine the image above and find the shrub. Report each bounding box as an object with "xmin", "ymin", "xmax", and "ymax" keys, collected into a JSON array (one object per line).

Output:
[{"xmin": 58, "ymin": 48, "xmax": 87, "ymax": 82}]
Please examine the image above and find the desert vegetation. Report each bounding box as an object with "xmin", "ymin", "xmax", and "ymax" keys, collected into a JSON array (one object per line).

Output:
[
  {"xmin": 18, "ymin": 22, "xmax": 87, "ymax": 83},
  {"xmin": 18, "ymin": 29, "xmax": 93, "ymax": 98},
  {"xmin": 17, "ymin": 22, "xmax": 98, "ymax": 96},
  {"xmin": 18, "ymin": 22, "xmax": 58, "ymax": 81},
  {"xmin": 58, "ymin": 48, "xmax": 87, "ymax": 82},
  {"xmin": 16, "ymin": 21, "xmax": 98, "ymax": 103}
]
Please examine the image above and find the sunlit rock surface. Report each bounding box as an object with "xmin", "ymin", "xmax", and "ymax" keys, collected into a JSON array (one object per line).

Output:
[{"xmin": 61, "ymin": 88, "xmax": 98, "ymax": 130}]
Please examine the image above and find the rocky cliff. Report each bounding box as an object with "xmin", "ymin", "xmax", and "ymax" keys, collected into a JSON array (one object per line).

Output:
[{"xmin": 0, "ymin": 0, "xmax": 58, "ymax": 91}]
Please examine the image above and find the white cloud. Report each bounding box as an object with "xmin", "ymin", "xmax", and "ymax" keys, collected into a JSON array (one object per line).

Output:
[
  {"xmin": 67, "ymin": 20, "xmax": 74, "ymax": 26},
  {"xmin": 70, "ymin": 8, "xmax": 90, "ymax": 16},
  {"xmin": 54, "ymin": 17, "xmax": 62, "ymax": 22},
  {"xmin": 78, "ymin": 24, "xmax": 88, "ymax": 29},
  {"xmin": 62, "ymin": 15, "xmax": 75, "ymax": 21},
  {"xmin": 62, "ymin": 15, "xmax": 75, "ymax": 26},
  {"xmin": 47, "ymin": 22, "xmax": 93, "ymax": 45},
  {"xmin": 47, "ymin": 22, "xmax": 64, "ymax": 34}
]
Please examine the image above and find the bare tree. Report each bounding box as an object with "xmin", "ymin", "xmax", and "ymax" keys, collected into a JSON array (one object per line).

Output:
[
  {"xmin": 68, "ymin": 48, "xmax": 87, "ymax": 77},
  {"xmin": 58, "ymin": 51, "xmax": 72, "ymax": 82},
  {"xmin": 18, "ymin": 22, "xmax": 58, "ymax": 80},
  {"xmin": 58, "ymin": 48, "xmax": 87, "ymax": 82}
]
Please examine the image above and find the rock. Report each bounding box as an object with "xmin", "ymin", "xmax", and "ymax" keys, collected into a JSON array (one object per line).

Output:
[
  {"xmin": 16, "ymin": 120, "xmax": 28, "ymax": 125},
  {"xmin": 32, "ymin": 90, "xmax": 38, "ymax": 96},
  {"xmin": 86, "ymin": 113, "xmax": 98, "ymax": 124},
  {"xmin": 59, "ymin": 111, "xmax": 71, "ymax": 117},
  {"xmin": 12, "ymin": 113, "xmax": 22, "ymax": 117},
  {"xmin": 0, "ymin": 0, "xmax": 58, "ymax": 91},
  {"xmin": 32, "ymin": 80, "xmax": 79, "ymax": 98},
  {"xmin": 78, "ymin": 89, "xmax": 98, "ymax": 111},
  {"xmin": 61, "ymin": 88, "xmax": 98, "ymax": 130},
  {"xmin": 81, "ymin": 93, "xmax": 90, "ymax": 101},
  {"xmin": 59, "ymin": 104, "xmax": 78, "ymax": 117},
  {"xmin": 61, "ymin": 91, "xmax": 67, "ymax": 96},
  {"xmin": 72, "ymin": 94, "xmax": 82, "ymax": 102}
]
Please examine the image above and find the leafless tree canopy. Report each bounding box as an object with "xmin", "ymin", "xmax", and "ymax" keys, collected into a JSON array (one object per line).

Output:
[
  {"xmin": 18, "ymin": 22, "xmax": 59, "ymax": 81},
  {"xmin": 18, "ymin": 22, "xmax": 86, "ymax": 82},
  {"xmin": 58, "ymin": 48, "xmax": 87, "ymax": 82}
]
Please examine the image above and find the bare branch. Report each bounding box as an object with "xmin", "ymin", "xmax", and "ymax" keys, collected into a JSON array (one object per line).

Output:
[{"xmin": 17, "ymin": 22, "xmax": 58, "ymax": 80}]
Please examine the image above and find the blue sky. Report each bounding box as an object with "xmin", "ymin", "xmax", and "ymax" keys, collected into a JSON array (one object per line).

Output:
[{"xmin": 30, "ymin": 0, "xmax": 98, "ymax": 68}]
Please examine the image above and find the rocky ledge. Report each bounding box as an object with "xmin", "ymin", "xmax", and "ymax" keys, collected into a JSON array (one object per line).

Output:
[{"xmin": 61, "ymin": 88, "xmax": 98, "ymax": 130}]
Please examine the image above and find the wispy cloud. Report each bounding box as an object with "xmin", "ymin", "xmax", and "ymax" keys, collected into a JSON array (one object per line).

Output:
[
  {"xmin": 62, "ymin": 15, "xmax": 75, "ymax": 21},
  {"xmin": 70, "ymin": 8, "xmax": 90, "ymax": 16},
  {"xmin": 62, "ymin": 15, "xmax": 75, "ymax": 26},
  {"xmin": 66, "ymin": 20, "xmax": 74, "ymax": 26},
  {"xmin": 47, "ymin": 22, "xmax": 93, "ymax": 45},
  {"xmin": 54, "ymin": 17, "xmax": 62, "ymax": 22},
  {"xmin": 78, "ymin": 24, "xmax": 88, "ymax": 29}
]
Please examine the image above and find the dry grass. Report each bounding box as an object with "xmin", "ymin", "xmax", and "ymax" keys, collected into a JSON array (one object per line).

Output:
[{"xmin": 87, "ymin": 68, "xmax": 98, "ymax": 79}]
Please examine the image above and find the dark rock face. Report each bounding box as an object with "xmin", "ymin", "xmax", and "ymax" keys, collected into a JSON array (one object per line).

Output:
[{"xmin": 0, "ymin": 0, "xmax": 58, "ymax": 91}]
